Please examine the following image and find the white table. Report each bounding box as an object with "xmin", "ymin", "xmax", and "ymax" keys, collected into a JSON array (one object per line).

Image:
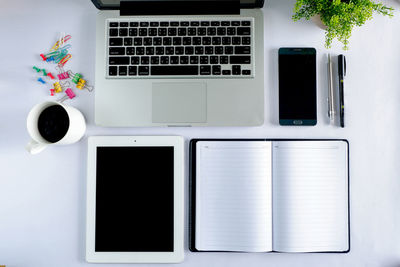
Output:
[{"xmin": 1, "ymin": 0, "xmax": 400, "ymax": 266}]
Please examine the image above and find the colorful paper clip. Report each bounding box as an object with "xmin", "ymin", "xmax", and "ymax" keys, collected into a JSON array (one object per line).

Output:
[
  {"xmin": 58, "ymin": 54, "xmax": 72, "ymax": 67},
  {"xmin": 56, "ymin": 66, "xmax": 69, "ymax": 80},
  {"xmin": 37, "ymin": 78, "xmax": 46, "ymax": 84},
  {"xmin": 68, "ymin": 71, "xmax": 94, "ymax": 92},
  {"xmin": 50, "ymin": 34, "xmax": 71, "ymax": 52},
  {"xmin": 58, "ymin": 88, "xmax": 76, "ymax": 102},
  {"xmin": 53, "ymin": 81, "xmax": 69, "ymax": 93}
]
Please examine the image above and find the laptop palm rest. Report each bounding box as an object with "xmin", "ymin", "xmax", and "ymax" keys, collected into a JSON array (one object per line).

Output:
[{"xmin": 152, "ymin": 82, "xmax": 207, "ymax": 123}]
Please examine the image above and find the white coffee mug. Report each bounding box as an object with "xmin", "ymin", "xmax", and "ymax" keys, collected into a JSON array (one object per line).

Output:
[{"xmin": 26, "ymin": 101, "xmax": 86, "ymax": 154}]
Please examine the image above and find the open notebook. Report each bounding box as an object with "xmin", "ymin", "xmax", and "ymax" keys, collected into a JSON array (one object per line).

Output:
[{"xmin": 189, "ymin": 139, "xmax": 349, "ymax": 253}]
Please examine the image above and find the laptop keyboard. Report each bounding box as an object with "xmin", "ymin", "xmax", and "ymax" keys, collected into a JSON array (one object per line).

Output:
[{"xmin": 106, "ymin": 18, "xmax": 254, "ymax": 78}]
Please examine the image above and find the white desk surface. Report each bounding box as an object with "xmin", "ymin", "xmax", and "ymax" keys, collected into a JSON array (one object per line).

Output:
[{"xmin": 1, "ymin": 0, "xmax": 400, "ymax": 266}]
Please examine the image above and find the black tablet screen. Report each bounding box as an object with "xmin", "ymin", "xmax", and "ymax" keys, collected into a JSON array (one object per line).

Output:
[{"xmin": 95, "ymin": 146, "xmax": 174, "ymax": 252}]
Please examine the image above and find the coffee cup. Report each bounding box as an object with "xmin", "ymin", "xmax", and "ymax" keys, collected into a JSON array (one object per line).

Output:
[{"xmin": 26, "ymin": 101, "xmax": 86, "ymax": 154}]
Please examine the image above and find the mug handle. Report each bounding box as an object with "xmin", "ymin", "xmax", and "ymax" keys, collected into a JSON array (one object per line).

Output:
[{"xmin": 26, "ymin": 139, "xmax": 47, "ymax": 154}]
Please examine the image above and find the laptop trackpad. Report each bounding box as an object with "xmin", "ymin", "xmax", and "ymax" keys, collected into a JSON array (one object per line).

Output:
[{"xmin": 152, "ymin": 82, "xmax": 207, "ymax": 123}]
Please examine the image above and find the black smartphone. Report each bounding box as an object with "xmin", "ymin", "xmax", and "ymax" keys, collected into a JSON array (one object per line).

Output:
[{"xmin": 278, "ymin": 48, "xmax": 317, "ymax": 126}]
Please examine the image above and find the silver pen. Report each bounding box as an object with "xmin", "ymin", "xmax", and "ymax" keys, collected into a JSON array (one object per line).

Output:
[{"xmin": 327, "ymin": 54, "xmax": 335, "ymax": 122}]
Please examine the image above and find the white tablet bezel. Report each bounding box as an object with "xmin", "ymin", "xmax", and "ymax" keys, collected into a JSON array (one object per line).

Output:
[{"xmin": 86, "ymin": 136, "xmax": 184, "ymax": 263}]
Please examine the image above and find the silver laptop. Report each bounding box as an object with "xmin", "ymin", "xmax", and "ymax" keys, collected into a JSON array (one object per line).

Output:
[{"xmin": 92, "ymin": 0, "xmax": 265, "ymax": 127}]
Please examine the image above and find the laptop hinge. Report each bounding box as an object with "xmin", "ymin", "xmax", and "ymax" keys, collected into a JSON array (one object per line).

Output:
[{"xmin": 120, "ymin": 0, "xmax": 240, "ymax": 16}]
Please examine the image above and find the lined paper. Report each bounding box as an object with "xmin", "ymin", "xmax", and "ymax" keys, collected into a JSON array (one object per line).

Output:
[
  {"xmin": 272, "ymin": 141, "xmax": 349, "ymax": 252},
  {"xmin": 195, "ymin": 141, "xmax": 273, "ymax": 252}
]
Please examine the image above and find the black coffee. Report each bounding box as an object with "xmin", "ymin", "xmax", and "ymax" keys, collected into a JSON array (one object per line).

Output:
[{"xmin": 38, "ymin": 105, "xmax": 70, "ymax": 143}]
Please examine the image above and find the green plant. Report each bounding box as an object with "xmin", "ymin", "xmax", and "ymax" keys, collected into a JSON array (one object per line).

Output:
[{"xmin": 292, "ymin": 0, "xmax": 394, "ymax": 50}]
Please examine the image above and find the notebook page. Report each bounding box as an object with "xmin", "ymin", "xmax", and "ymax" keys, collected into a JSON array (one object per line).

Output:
[
  {"xmin": 272, "ymin": 141, "xmax": 348, "ymax": 252},
  {"xmin": 195, "ymin": 141, "xmax": 273, "ymax": 252}
]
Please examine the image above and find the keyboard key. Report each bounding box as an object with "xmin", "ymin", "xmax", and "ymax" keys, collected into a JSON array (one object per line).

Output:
[
  {"xmin": 166, "ymin": 47, "xmax": 174, "ymax": 55},
  {"xmin": 139, "ymin": 66, "xmax": 149, "ymax": 75},
  {"xmin": 227, "ymin": 27, "xmax": 236, "ymax": 35},
  {"xmin": 190, "ymin": 21, "xmax": 200, "ymax": 26},
  {"xmin": 173, "ymin": 37, "xmax": 182, "ymax": 45},
  {"xmin": 124, "ymin": 38, "xmax": 132, "ymax": 46},
  {"xmin": 192, "ymin": 37, "xmax": 201, "ymax": 45},
  {"xmin": 109, "ymin": 47, "xmax": 125, "ymax": 55},
  {"xmin": 183, "ymin": 37, "xmax": 192, "ymax": 45},
  {"xmin": 129, "ymin": 66, "xmax": 137, "ymax": 75},
  {"xmin": 170, "ymin": 56, "xmax": 179, "ymax": 64},
  {"xmin": 210, "ymin": 56, "xmax": 218, "ymax": 64},
  {"xmin": 158, "ymin": 28, "xmax": 167, "ymax": 36},
  {"xmin": 225, "ymin": 46, "xmax": 233, "ymax": 54},
  {"xmin": 188, "ymin": 28, "xmax": 197, "ymax": 36},
  {"xmin": 110, "ymin": 22, "xmax": 118, "ymax": 27},
  {"xmin": 151, "ymin": 66, "xmax": 198, "ymax": 75},
  {"xmin": 151, "ymin": 56, "xmax": 160, "ymax": 64},
  {"xmin": 148, "ymin": 28, "xmax": 157, "ymax": 36},
  {"xmin": 230, "ymin": 56, "xmax": 251, "ymax": 64},
  {"xmin": 109, "ymin": 38, "xmax": 123, "ymax": 46},
  {"xmin": 198, "ymin": 28, "xmax": 206, "ymax": 36},
  {"xmin": 190, "ymin": 56, "xmax": 199, "ymax": 64},
  {"xmin": 195, "ymin": 46, "xmax": 204, "ymax": 55},
  {"xmin": 150, "ymin": 22, "xmax": 159, "ymax": 27},
  {"xmin": 234, "ymin": 46, "xmax": 251, "ymax": 54},
  {"xmin": 139, "ymin": 28, "xmax": 147, "ymax": 36},
  {"xmin": 222, "ymin": 37, "xmax": 231, "ymax": 45},
  {"xmin": 220, "ymin": 56, "xmax": 229, "ymax": 64},
  {"xmin": 136, "ymin": 47, "xmax": 145, "ymax": 55},
  {"xmin": 131, "ymin": 56, "xmax": 140, "ymax": 64},
  {"xmin": 175, "ymin": 46, "xmax": 184, "ymax": 55},
  {"xmin": 119, "ymin": 66, "xmax": 127, "ymax": 75},
  {"xmin": 180, "ymin": 56, "xmax": 189, "ymax": 64},
  {"xmin": 205, "ymin": 46, "xmax": 213, "ymax": 54},
  {"xmin": 109, "ymin": 66, "xmax": 117, "ymax": 75},
  {"xmin": 126, "ymin": 47, "xmax": 135, "ymax": 55},
  {"xmin": 163, "ymin": 37, "xmax": 172, "ymax": 45},
  {"xmin": 109, "ymin": 28, "xmax": 118, "ymax": 36},
  {"xmin": 184, "ymin": 46, "xmax": 194, "ymax": 54},
  {"xmin": 217, "ymin": 27, "xmax": 226, "ymax": 35},
  {"xmin": 237, "ymin": 27, "xmax": 251, "ymax": 35},
  {"xmin": 156, "ymin": 47, "xmax": 165, "ymax": 55},
  {"xmin": 232, "ymin": 65, "xmax": 241, "ymax": 75},
  {"xmin": 120, "ymin": 22, "xmax": 128, "ymax": 27},
  {"xmin": 119, "ymin": 28, "xmax": 128, "ymax": 36},
  {"xmin": 242, "ymin": 70, "xmax": 251, "ymax": 75},
  {"xmin": 211, "ymin": 21, "xmax": 220, "ymax": 26},
  {"xmin": 129, "ymin": 28, "xmax": 138, "ymax": 36},
  {"xmin": 178, "ymin": 28, "xmax": 187, "ymax": 36},
  {"xmin": 202, "ymin": 37, "xmax": 211, "ymax": 45},
  {"xmin": 153, "ymin": 37, "xmax": 162, "ymax": 45},
  {"xmin": 212, "ymin": 65, "xmax": 221, "ymax": 75},
  {"xmin": 231, "ymin": 21, "xmax": 240, "ymax": 26},
  {"xmin": 201, "ymin": 21, "xmax": 210, "ymax": 26},
  {"xmin": 221, "ymin": 21, "xmax": 230, "ymax": 26},
  {"xmin": 144, "ymin": 37, "xmax": 152, "ymax": 45},
  {"xmin": 212, "ymin": 37, "xmax": 221, "ymax": 45},
  {"xmin": 146, "ymin": 47, "xmax": 154, "ymax": 55},
  {"xmin": 232, "ymin": 37, "xmax": 241, "ymax": 45},
  {"xmin": 170, "ymin": 21, "xmax": 179, "ymax": 26},
  {"xmin": 242, "ymin": 37, "xmax": 251, "ymax": 45},
  {"xmin": 215, "ymin": 46, "xmax": 223, "ymax": 54},
  {"xmin": 160, "ymin": 22, "xmax": 169, "ymax": 27},
  {"xmin": 134, "ymin": 38, "xmax": 142, "ymax": 46},
  {"xmin": 109, "ymin": 57, "xmax": 129, "ymax": 65},
  {"xmin": 180, "ymin": 21, "xmax": 189, "ymax": 26},
  {"xmin": 161, "ymin": 56, "xmax": 169, "ymax": 64},
  {"xmin": 222, "ymin": 69, "xmax": 231, "ymax": 75},
  {"xmin": 207, "ymin": 27, "xmax": 216, "ymax": 36},
  {"xmin": 141, "ymin": 56, "xmax": 150, "ymax": 64},
  {"xmin": 140, "ymin": 22, "xmax": 149, "ymax": 27},
  {"xmin": 242, "ymin": 21, "xmax": 251, "ymax": 26},
  {"xmin": 200, "ymin": 56, "xmax": 208, "ymax": 64},
  {"xmin": 200, "ymin": 65, "xmax": 211, "ymax": 75},
  {"xmin": 168, "ymin": 28, "xmax": 177, "ymax": 36},
  {"xmin": 130, "ymin": 22, "xmax": 139, "ymax": 27}
]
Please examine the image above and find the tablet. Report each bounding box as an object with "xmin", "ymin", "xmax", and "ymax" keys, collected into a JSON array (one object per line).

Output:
[{"xmin": 86, "ymin": 136, "xmax": 184, "ymax": 263}]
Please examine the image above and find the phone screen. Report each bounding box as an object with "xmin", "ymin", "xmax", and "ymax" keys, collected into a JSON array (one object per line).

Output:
[{"xmin": 279, "ymin": 48, "xmax": 317, "ymax": 125}]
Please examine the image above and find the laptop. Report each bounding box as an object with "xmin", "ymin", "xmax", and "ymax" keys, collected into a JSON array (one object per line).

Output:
[{"xmin": 92, "ymin": 0, "xmax": 265, "ymax": 127}]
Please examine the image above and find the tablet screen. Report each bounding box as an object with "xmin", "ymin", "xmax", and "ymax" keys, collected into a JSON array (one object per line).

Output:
[{"xmin": 95, "ymin": 146, "xmax": 174, "ymax": 252}]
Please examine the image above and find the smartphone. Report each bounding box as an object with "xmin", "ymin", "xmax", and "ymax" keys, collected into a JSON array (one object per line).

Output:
[{"xmin": 278, "ymin": 48, "xmax": 317, "ymax": 126}]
